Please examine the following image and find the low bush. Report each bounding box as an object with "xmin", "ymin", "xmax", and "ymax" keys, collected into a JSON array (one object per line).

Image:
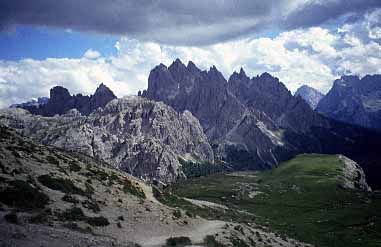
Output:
[
  {"xmin": 86, "ymin": 216, "xmax": 110, "ymax": 226},
  {"xmin": 46, "ymin": 155, "xmax": 59, "ymax": 165},
  {"xmin": 165, "ymin": 236, "xmax": 192, "ymax": 246},
  {"xmin": 4, "ymin": 212, "xmax": 18, "ymax": 224},
  {"xmin": 38, "ymin": 174, "xmax": 86, "ymax": 195},
  {"xmin": 173, "ymin": 210, "xmax": 182, "ymax": 219},
  {"xmin": 63, "ymin": 222, "xmax": 93, "ymax": 234},
  {"xmin": 122, "ymin": 180, "xmax": 146, "ymax": 199},
  {"xmin": 58, "ymin": 207, "xmax": 85, "ymax": 221},
  {"xmin": 204, "ymin": 235, "xmax": 226, "ymax": 247},
  {"xmin": 82, "ymin": 199, "xmax": 100, "ymax": 213},
  {"xmin": 0, "ymin": 180, "xmax": 49, "ymax": 210},
  {"xmin": 29, "ymin": 211, "xmax": 50, "ymax": 224},
  {"xmin": 62, "ymin": 194, "xmax": 79, "ymax": 203},
  {"xmin": 69, "ymin": 163, "xmax": 81, "ymax": 172}
]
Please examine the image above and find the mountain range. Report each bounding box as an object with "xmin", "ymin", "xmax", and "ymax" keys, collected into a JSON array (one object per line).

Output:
[
  {"xmin": 13, "ymin": 83, "xmax": 117, "ymax": 117},
  {"xmin": 4, "ymin": 59, "xmax": 381, "ymax": 189},
  {"xmin": 317, "ymin": 75, "xmax": 381, "ymax": 130}
]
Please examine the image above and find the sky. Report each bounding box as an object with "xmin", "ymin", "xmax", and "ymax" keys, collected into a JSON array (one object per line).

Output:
[{"xmin": 0, "ymin": 0, "xmax": 381, "ymax": 108}]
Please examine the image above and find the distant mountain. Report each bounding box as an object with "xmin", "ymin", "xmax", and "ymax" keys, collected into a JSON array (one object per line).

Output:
[
  {"xmin": 143, "ymin": 59, "xmax": 381, "ymax": 188},
  {"xmin": 294, "ymin": 85, "xmax": 324, "ymax": 109},
  {"xmin": 13, "ymin": 83, "xmax": 117, "ymax": 116},
  {"xmin": 317, "ymin": 75, "xmax": 381, "ymax": 130},
  {"xmin": 0, "ymin": 96, "xmax": 213, "ymax": 183},
  {"xmin": 10, "ymin": 97, "xmax": 49, "ymax": 108}
]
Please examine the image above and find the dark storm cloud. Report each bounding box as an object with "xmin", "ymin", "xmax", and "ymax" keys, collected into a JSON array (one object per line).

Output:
[
  {"xmin": 0, "ymin": 0, "xmax": 380, "ymax": 45},
  {"xmin": 283, "ymin": 0, "xmax": 381, "ymax": 29}
]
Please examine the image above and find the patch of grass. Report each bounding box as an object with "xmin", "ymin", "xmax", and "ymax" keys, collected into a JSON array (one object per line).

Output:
[
  {"xmin": 122, "ymin": 180, "xmax": 146, "ymax": 199},
  {"xmin": 38, "ymin": 174, "xmax": 86, "ymax": 196},
  {"xmin": 0, "ymin": 180, "xmax": 49, "ymax": 210},
  {"xmin": 153, "ymin": 186, "xmax": 253, "ymax": 223},
  {"xmin": 169, "ymin": 154, "xmax": 381, "ymax": 247},
  {"xmin": 165, "ymin": 236, "xmax": 191, "ymax": 246},
  {"xmin": 86, "ymin": 216, "xmax": 110, "ymax": 226}
]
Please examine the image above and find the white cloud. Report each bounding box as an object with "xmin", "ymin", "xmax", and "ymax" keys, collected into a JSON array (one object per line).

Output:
[
  {"xmin": 83, "ymin": 49, "xmax": 101, "ymax": 59},
  {"xmin": 0, "ymin": 9, "xmax": 380, "ymax": 108}
]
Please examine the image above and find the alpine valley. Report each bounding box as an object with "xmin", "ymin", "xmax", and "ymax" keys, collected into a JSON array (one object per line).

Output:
[{"xmin": 1, "ymin": 59, "xmax": 381, "ymax": 247}]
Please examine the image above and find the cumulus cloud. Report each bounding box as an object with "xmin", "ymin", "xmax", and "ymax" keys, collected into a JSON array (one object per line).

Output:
[
  {"xmin": 83, "ymin": 49, "xmax": 101, "ymax": 59},
  {"xmin": 1, "ymin": 0, "xmax": 380, "ymax": 45},
  {"xmin": 0, "ymin": 8, "xmax": 381, "ymax": 108}
]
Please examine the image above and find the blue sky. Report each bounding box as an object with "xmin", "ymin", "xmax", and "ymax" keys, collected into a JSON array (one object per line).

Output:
[{"xmin": 0, "ymin": 26, "xmax": 118, "ymax": 60}]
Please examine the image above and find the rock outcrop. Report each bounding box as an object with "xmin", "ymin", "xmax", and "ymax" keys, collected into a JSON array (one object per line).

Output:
[
  {"xmin": 338, "ymin": 155, "xmax": 371, "ymax": 192},
  {"xmin": 294, "ymin": 85, "xmax": 324, "ymax": 109},
  {"xmin": 14, "ymin": 83, "xmax": 117, "ymax": 117},
  {"xmin": 0, "ymin": 96, "xmax": 214, "ymax": 183},
  {"xmin": 317, "ymin": 75, "xmax": 381, "ymax": 130}
]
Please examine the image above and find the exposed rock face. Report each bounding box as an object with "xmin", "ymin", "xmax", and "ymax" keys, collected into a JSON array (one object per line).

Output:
[
  {"xmin": 144, "ymin": 59, "xmax": 330, "ymax": 169},
  {"xmin": 317, "ymin": 75, "xmax": 381, "ymax": 130},
  {"xmin": 14, "ymin": 83, "xmax": 117, "ymax": 117},
  {"xmin": 144, "ymin": 60, "xmax": 292, "ymax": 169},
  {"xmin": 295, "ymin": 85, "xmax": 324, "ymax": 109},
  {"xmin": 144, "ymin": 59, "xmax": 381, "ymax": 189},
  {"xmin": 0, "ymin": 96, "xmax": 214, "ymax": 183},
  {"xmin": 227, "ymin": 71, "xmax": 328, "ymax": 133},
  {"xmin": 338, "ymin": 155, "xmax": 371, "ymax": 192}
]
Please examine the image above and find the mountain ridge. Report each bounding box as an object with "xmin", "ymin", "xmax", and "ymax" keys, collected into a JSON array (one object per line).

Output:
[
  {"xmin": 317, "ymin": 75, "xmax": 381, "ymax": 130},
  {"xmin": 13, "ymin": 83, "xmax": 117, "ymax": 117}
]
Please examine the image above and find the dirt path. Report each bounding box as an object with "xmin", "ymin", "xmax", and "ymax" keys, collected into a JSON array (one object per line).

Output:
[
  {"xmin": 140, "ymin": 220, "xmax": 226, "ymax": 247},
  {"xmin": 183, "ymin": 198, "xmax": 228, "ymax": 210}
]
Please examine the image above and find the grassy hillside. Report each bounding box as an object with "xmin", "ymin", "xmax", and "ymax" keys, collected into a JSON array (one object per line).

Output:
[{"xmin": 166, "ymin": 154, "xmax": 381, "ymax": 247}]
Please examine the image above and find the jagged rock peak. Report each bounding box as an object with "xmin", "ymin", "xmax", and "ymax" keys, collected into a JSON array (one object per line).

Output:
[
  {"xmin": 239, "ymin": 67, "xmax": 247, "ymax": 77},
  {"xmin": 169, "ymin": 58, "xmax": 186, "ymax": 69},
  {"xmin": 207, "ymin": 65, "xmax": 226, "ymax": 82},
  {"xmin": 230, "ymin": 67, "xmax": 249, "ymax": 82},
  {"xmin": 94, "ymin": 83, "xmax": 113, "ymax": 94},
  {"xmin": 187, "ymin": 60, "xmax": 200, "ymax": 73},
  {"xmin": 50, "ymin": 86, "xmax": 71, "ymax": 99},
  {"xmin": 295, "ymin": 85, "xmax": 324, "ymax": 109}
]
